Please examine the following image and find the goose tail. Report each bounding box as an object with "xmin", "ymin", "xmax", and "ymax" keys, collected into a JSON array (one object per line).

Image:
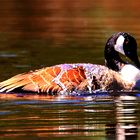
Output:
[{"xmin": 0, "ymin": 72, "xmax": 35, "ymax": 93}]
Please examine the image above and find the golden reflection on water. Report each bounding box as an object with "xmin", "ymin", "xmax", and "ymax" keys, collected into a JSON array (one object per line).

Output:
[
  {"xmin": 1, "ymin": 0, "xmax": 140, "ymax": 41},
  {"xmin": 0, "ymin": 0, "xmax": 140, "ymax": 139},
  {"xmin": 115, "ymin": 95, "xmax": 138, "ymax": 140},
  {"xmin": 0, "ymin": 93, "xmax": 139, "ymax": 139},
  {"xmin": 1, "ymin": 0, "xmax": 140, "ymax": 78}
]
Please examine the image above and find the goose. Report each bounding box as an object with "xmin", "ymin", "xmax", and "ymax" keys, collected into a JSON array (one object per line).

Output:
[{"xmin": 0, "ymin": 32, "xmax": 140, "ymax": 95}]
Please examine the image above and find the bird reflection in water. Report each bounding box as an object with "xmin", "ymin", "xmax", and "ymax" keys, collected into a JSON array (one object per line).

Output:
[{"xmin": 106, "ymin": 94, "xmax": 138, "ymax": 140}]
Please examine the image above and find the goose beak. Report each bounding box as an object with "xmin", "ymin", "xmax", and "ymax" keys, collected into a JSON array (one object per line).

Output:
[
  {"xmin": 124, "ymin": 50, "xmax": 140, "ymax": 69},
  {"xmin": 125, "ymin": 54, "xmax": 140, "ymax": 69}
]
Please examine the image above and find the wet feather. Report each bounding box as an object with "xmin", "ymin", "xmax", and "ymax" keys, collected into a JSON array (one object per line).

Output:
[{"xmin": 0, "ymin": 64, "xmax": 135, "ymax": 94}]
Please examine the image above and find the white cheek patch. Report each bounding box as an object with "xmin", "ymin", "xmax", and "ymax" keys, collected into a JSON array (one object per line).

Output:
[{"xmin": 114, "ymin": 35, "xmax": 125, "ymax": 55}]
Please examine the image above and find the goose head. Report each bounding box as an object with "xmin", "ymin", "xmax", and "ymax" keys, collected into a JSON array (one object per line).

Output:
[{"xmin": 104, "ymin": 32, "xmax": 140, "ymax": 71}]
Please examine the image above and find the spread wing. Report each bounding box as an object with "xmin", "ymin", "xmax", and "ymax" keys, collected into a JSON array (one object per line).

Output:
[{"xmin": 0, "ymin": 65, "xmax": 87, "ymax": 94}]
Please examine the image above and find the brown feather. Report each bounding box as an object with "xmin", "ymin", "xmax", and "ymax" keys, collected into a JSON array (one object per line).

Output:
[{"xmin": 0, "ymin": 64, "xmax": 135, "ymax": 94}]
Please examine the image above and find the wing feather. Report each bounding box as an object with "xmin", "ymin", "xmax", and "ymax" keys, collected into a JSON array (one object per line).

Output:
[{"xmin": 0, "ymin": 65, "xmax": 87, "ymax": 93}]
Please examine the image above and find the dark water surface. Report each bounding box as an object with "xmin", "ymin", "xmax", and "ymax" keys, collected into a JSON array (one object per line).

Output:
[
  {"xmin": 0, "ymin": 92, "xmax": 139, "ymax": 140},
  {"xmin": 1, "ymin": 0, "xmax": 140, "ymax": 139}
]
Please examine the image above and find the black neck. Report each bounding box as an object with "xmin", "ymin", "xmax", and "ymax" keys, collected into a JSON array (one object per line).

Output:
[
  {"xmin": 104, "ymin": 32, "xmax": 140, "ymax": 71},
  {"xmin": 104, "ymin": 47, "xmax": 126, "ymax": 71}
]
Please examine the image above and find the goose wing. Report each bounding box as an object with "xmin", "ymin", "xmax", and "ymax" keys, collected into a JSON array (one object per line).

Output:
[
  {"xmin": 0, "ymin": 64, "xmax": 134, "ymax": 94},
  {"xmin": 0, "ymin": 65, "xmax": 87, "ymax": 94}
]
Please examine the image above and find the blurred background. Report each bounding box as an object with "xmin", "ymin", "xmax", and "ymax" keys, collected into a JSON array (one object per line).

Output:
[
  {"xmin": 1, "ymin": 1, "xmax": 140, "ymax": 140},
  {"xmin": 0, "ymin": 0, "xmax": 140, "ymax": 79}
]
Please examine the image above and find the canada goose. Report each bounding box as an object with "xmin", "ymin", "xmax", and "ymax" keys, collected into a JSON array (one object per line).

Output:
[{"xmin": 0, "ymin": 32, "xmax": 140, "ymax": 94}]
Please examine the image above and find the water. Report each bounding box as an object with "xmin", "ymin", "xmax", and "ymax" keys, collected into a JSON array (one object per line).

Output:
[
  {"xmin": 0, "ymin": 92, "xmax": 139, "ymax": 140},
  {"xmin": 0, "ymin": 0, "xmax": 140, "ymax": 139}
]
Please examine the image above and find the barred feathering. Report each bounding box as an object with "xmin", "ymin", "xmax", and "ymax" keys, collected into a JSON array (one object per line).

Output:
[{"xmin": 0, "ymin": 63, "xmax": 134, "ymax": 94}]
